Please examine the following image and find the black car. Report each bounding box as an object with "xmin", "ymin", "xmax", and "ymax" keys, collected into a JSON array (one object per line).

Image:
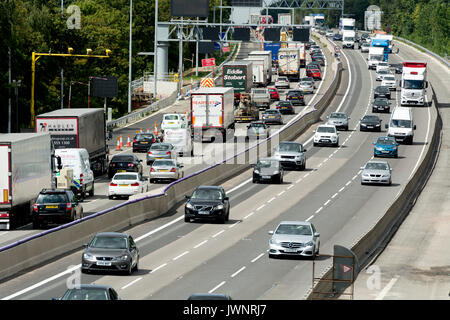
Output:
[
  {"xmin": 32, "ymin": 189, "xmax": 83, "ymax": 229},
  {"xmin": 372, "ymin": 98, "xmax": 391, "ymax": 113},
  {"xmin": 374, "ymin": 86, "xmax": 391, "ymax": 99},
  {"xmin": 333, "ymin": 34, "xmax": 342, "ymax": 41},
  {"xmin": 56, "ymin": 284, "xmax": 121, "ymax": 300},
  {"xmin": 276, "ymin": 100, "xmax": 295, "ymax": 114},
  {"xmin": 184, "ymin": 186, "xmax": 230, "ymax": 223},
  {"xmin": 108, "ymin": 154, "xmax": 143, "ymax": 178},
  {"xmin": 390, "ymin": 63, "xmax": 403, "ymax": 74},
  {"xmin": 132, "ymin": 133, "xmax": 157, "ymax": 152},
  {"xmin": 360, "ymin": 114, "xmax": 382, "ymax": 132},
  {"xmin": 286, "ymin": 90, "xmax": 305, "ymax": 106},
  {"xmin": 252, "ymin": 158, "xmax": 284, "ymax": 184}
]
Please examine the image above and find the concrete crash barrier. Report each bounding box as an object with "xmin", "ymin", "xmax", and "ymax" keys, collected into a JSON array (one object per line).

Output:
[
  {"xmin": 0, "ymin": 41, "xmax": 343, "ymax": 282},
  {"xmin": 307, "ymin": 83, "xmax": 442, "ymax": 300}
]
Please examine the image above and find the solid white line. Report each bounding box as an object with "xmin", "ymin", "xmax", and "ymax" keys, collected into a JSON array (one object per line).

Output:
[
  {"xmin": 409, "ymin": 96, "xmax": 431, "ymax": 180},
  {"xmin": 332, "ymin": 193, "xmax": 338, "ymax": 199},
  {"xmin": 212, "ymin": 230, "xmax": 225, "ymax": 238},
  {"xmin": 209, "ymin": 281, "xmax": 226, "ymax": 293},
  {"xmin": 256, "ymin": 204, "xmax": 265, "ymax": 211},
  {"xmin": 251, "ymin": 253, "xmax": 264, "ymax": 263},
  {"xmin": 267, "ymin": 197, "xmax": 276, "ymax": 203},
  {"xmin": 227, "ymin": 178, "xmax": 252, "ymax": 194},
  {"xmin": 173, "ymin": 251, "xmax": 189, "ymax": 260},
  {"xmin": 305, "ymin": 215, "xmax": 314, "ymax": 222},
  {"xmin": 194, "ymin": 240, "xmax": 208, "ymax": 248},
  {"xmin": 315, "ymin": 207, "xmax": 323, "ymax": 214},
  {"xmin": 121, "ymin": 277, "xmax": 143, "ymax": 290},
  {"xmin": 151, "ymin": 263, "xmax": 167, "ymax": 273},
  {"xmin": 244, "ymin": 212, "xmax": 254, "ymax": 219},
  {"xmin": 231, "ymin": 266, "xmax": 246, "ymax": 278},
  {"xmin": 376, "ymin": 276, "xmax": 400, "ymax": 300},
  {"xmin": 324, "ymin": 200, "xmax": 331, "ymax": 206}
]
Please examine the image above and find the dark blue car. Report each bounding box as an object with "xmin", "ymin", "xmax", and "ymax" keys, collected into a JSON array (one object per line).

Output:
[
  {"xmin": 333, "ymin": 34, "xmax": 342, "ymax": 41},
  {"xmin": 373, "ymin": 137, "xmax": 399, "ymax": 158}
]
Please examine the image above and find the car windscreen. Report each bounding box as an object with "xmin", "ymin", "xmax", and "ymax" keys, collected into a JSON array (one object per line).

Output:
[
  {"xmin": 377, "ymin": 138, "xmax": 396, "ymax": 145},
  {"xmin": 62, "ymin": 289, "xmax": 109, "ymax": 300},
  {"xmin": 365, "ymin": 163, "xmax": 388, "ymax": 170},
  {"xmin": 374, "ymin": 99, "xmax": 389, "ymax": 105},
  {"xmin": 257, "ymin": 160, "xmax": 278, "ymax": 168},
  {"xmin": 36, "ymin": 193, "xmax": 67, "ymax": 204},
  {"xmin": 163, "ymin": 115, "xmax": 179, "ymax": 120},
  {"xmin": 150, "ymin": 144, "xmax": 171, "ymax": 150},
  {"xmin": 136, "ymin": 134, "xmax": 154, "ymax": 141},
  {"xmin": 363, "ymin": 116, "xmax": 379, "ymax": 122},
  {"xmin": 264, "ymin": 110, "xmax": 278, "ymax": 114},
  {"xmin": 300, "ymin": 82, "xmax": 311, "ymax": 86},
  {"xmin": 404, "ymin": 80, "xmax": 424, "ymax": 89},
  {"xmin": 390, "ymin": 119, "xmax": 412, "ymax": 128},
  {"xmin": 275, "ymin": 224, "xmax": 312, "ymax": 236},
  {"xmin": 277, "ymin": 143, "xmax": 302, "ymax": 153},
  {"xmin": 383, "ymin": 76, "xmax": 395, "ymax": 81},
  {"xmin": 330, "ymin": 113, "xmax": 346, "ymax": 119},
  {"xmin": 113, "ymin": 174, "xmax": 138, "ymax": 180},
  {"xmin": 370, "ymin": 56, "xmax": 384, "ymax": 61},
  {"xmin": 89, "ymin": 236, "xmax": 128, "ymax": 249},
  {"xmin": 191, "ymin": 189, "xmax": 222, "ymax": 200},
  {"xmin": 317, "ymin": 126, "xmax": 336, "ymax": 133},
  {"xmin": 152, "ymin": 160, "xmax": 175, "ymax": 167},
  {"xmin": 112, "ymin": 155, "xmax": 134, "ymax": 162}
]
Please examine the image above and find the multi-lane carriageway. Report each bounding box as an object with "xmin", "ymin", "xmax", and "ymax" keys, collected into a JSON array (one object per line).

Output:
[{"xmin": 0, "ymin": 33, "xmax": 440, "ymax": 300}]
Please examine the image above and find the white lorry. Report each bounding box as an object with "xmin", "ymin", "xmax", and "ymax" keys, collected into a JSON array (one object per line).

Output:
[
  {"xmin": 163, "ymin": 128, "xmax": 193, "ymax": 156},
  {"xmin": 0, "ymin": 133, "xmax": 61, "ymax": 230},
  {"xmin": 342, "ymin": 30, "xmax": 356, "ymax": 49},
  {"xmin": 244, "ymin": 57, "xmax": 267, "ymax": 87},
  {"xmin": 278, "ymin": 47, "xmax": 301, "ymax": 80},
  {"xmin": 190, "ymin": 87, "xmax": 235, "ymax": 142},
  {"xmin": 339, "ymin": 18, "xmax": 356, "ymax": 34},
  {"xmin": 287, "ymin": 42, "xmax": 306, "ymax": 68},
  {"xmin": 367, "ymin": 46, "xmax": 385, "ymax": 70},
  {"xmin": 400, "ymin": 62, "xmax": 428, "ymax": 106},
  {"xmin": 248, "ymin": 51, "xmax": 272, "ymax": 85}
]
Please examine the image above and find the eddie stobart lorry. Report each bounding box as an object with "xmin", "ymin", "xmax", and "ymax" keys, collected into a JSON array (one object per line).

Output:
[{"xmin": 222, "ymin": 61, "xmax": 254, "ymax": 106}]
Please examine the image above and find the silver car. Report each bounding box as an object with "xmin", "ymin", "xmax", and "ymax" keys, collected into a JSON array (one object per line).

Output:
[
  {"xmin": 360, "ymin": 160, "xmax": 392, "ymax": 185},
  {"xmin": 327, "ymin": 112, "xmax": 350, "ymax": 131},
  {"xmin": 275, "ymin": 76, "xmax": 290, "ymax": 89},
  {"xmin": 298, "ymin": 81, "xmax": 314, "ymax": 94},
  {"xmin": 150, "ymin": 159, "xmax": 184, "ymax": 183},
  {"xmin": 262, "ymin": 109, "xmax": 283, "ymax": 125},
  {"xmin": 376, "ymin": 69, "xmax": 391, "ymax": 81},
  {"xmin": 273, "ymin": 141, "xmax": 307, "ymax": 170},
  {"xmin": 146, "ymin": 143, "xmax": 176, "ymax": 165},
  {"xmin": 269, "ymin": 221, "xmax": 320, "ymax": 258}
]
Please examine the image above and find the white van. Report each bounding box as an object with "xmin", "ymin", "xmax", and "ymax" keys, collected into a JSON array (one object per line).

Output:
[
  {"xmin": 161, "ymin": 113, "xmax": 187, "ymax": 133},
  {"xmin": 163, "ymin": 128, "xmax": 193, "ymax": 156},
  {"xmin": 55, "ymin": 148, "xmax": 95, "ymax": 198},
  {"xmin": 385, "ymin": 107, "xmax": 416, "ymax": 144}
]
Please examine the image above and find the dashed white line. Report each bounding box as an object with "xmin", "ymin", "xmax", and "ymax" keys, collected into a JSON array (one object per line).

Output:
[
  {"xmin": 212, "ymin": 230, "xmax": 225, "ymax": 238},
  {"xmin": 231, "ymin": 266, "xmax": 246, "ymax": 278},
  {"xmin": 194, "ymin": 240, "xmax": 208, "ymax": 248},
  {"xmin": 315, "ymin": 207, "xmax": 323, "ymax": 214},
  {"xmin": 376, "ymin": 276, "xmax": 400, "ymax": 300},
  {"xmin": 228, "ymin": 221, "xmax": 240, "ymax": 228},
  {"xmin": 256, "ymin": 204, "xmax": 266, "ymax": 211},
  {"xmin": 346, "ymin": 181, "xmax": 351, "ymax": 186},
  {"xmin": 244, "ymin": 212, "xmax": 255, "ymax": 219},
  {"xmin": 296, "ymin": 178, "xmax": 303, "ymax": 183},
  {"xmin": 277, "ymin": 191, "xmax": 285, "ymax": 196},
  {"xmin": 151, "ymin": 263, "xmax": 167, "ymax": 273},
  {"xmin": 304, "ymin": 173, "xmax": 310, "ymax": 177},
  {"xmin": 306, "ymin": 215, "xmax": 314, "ymax": 222},
  {"xmin": 267, "ymin": 197, "xmax": 276, "ymax": 203},
  {"xmin": 287, "ymin": 185, "xmax": 294, "ymax": 190},
  {"xmin": 352, "ymin": 175, "xmax": 358, "ymax": 180},
  {"xmin": 251, "ymin": 253, "xmax": 264, "ymax": 263},
  {"xmin": 332, "ymin": 193, "xmax": 338, "ymax": 199},
  {"xmin": 324, "ymin": 200, "xmax": 331, "ymax": 206},
  {"xmin": 339, "ymin": 187, "xmax": 345, "ymax": 192},
  {"xmin": 121, "ymin": 277, "xmax": 142, "ymax": 290},
  {"xmin": 209, "ymin": 281, "xmax": 226, "ymax": 293},
  {"xmin": 173, "ymin": 251, "xmax": 189, "ymax": 260}
]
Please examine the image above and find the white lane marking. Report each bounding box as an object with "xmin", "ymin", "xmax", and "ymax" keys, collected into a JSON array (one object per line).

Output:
[
  {"xmin": 324, "ymin": 200, "xmax": 331, "ymax": 206},
  {"xmin": 251, "ymin": 253, "xmax": 264, "ymax": 263},
  {"xmin": 332, "ymin": 193, "xmax": 338, "ymax": 199},
  {"xmin": 135, "ymin": 215, "xmax": 184, "ymax": 242},
  {"xmin": 352, "ymin": 175, "xmax": 358, "ymax": 180},
  {"xmin": 339, "ymin": 187, "xmax": 345, "ymax": 192},
  {"xmin": 244, "ymin": 212, "xmax": 254, "ymax": 219},
  {"xmin": 315, "ymin": 207, "xmax": 323, "ymax": 214},
  {"xmin": 376, "ymin": 276, "xmax": 400, "ymax": 300},
  {"xmin": 296, "ymin": 178, "xmax": 303, "ymax": 183},
  {"xmin": 332, "ymin": 40, "xmax": 352, "ymax": 113},
  {"xmin": 304, "ymin": 173, "xmax": 310, "ymax": 177},
  {"xmin": 231, "ymin": 266, "xmax": 246, "ymax": 278},
  {"xmin": 173, "ymin": 251, "xmax": 189, "ymax": 261},
  {"xmin": 346, "ymin": 181, "xmax": 351, "ymax": 186},
  {"xmin": 194, "ymin": 240, "xmax": 208, "ymax": 248},
  {"xmin": 212, "ymin": 230, "xmax": 225, "ymax": 238},
  {"xmin": 209, "ymin": 281, "xmax": 226, "ymax": 293},
  {"xmin": 227, "ymin": 178, "xmax": 252, "ymax": 194},
  {"xmin": 267, "ymin": 197, "xmax": 276, "ymax": 203},
  {"xmin": 287, "ymin": 185, "xmax": 294, "ymax": 190},
  {"xmin": 151, "ymin": 263, "xmax": 167, "ymax": 273},
  {"xmin": 256, "ymin": 204, "xmax": 265, "ymax": 211},
  {"xmin": 305, "ymin": 215, "xmax": 314, "ymax": 222},
  {"xmin": 277, "ymin": 190, "xmax": 285, "ymax": 196},
  {"xmin": 409, "ymin": 96, "xmax": 431, "ymax": 180},
  {"xmin": 121, "ymin": 277, "xmax": 143, "ymax": 290},
  {"xmin": 0, "ymin": 232, "xmax": 8, "ymax": 237},
  {"xmin": 318, "ymin": 163, "xmax": 323, "ymax": 168},
  {"xmin": 1, "ymin": 264, "xmax": 81, "ymax": 300},
  {"xmin": 228, "ymin": 221, "xmax": 240, "ymax": 228}
]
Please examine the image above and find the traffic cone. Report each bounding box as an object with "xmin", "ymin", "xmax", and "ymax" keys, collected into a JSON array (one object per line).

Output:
[
  {"xmin": 116, "ymin": 137, "xmax": 121, "ymax": 151},
  {"xmin": 140, "ymin": 128, "xmax": 143, "ymax": 133},
  {"xmin": 154, "ymin": 122, "xmax": 158, "ymax": 136},
  {"xmin": 146, "ymin": 128, "xmax": 150, "ymax": 133},
  {"xmin": 126, "ymin": 135, "xmax": 131, "ymax": 147},
  {"xmin": 120, "ymin": 135, "xmax": 123, "ymax": 148}
]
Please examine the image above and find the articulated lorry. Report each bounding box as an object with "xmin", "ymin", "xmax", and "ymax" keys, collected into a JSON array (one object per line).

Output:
[
  {"xmin": 36, "ymin": 108, "xmax": 109, "ymax": 176},
  {"xmin": 248, "ymin": 51, "xmax": 272, "ymax": 85},
  {"xmin": 244, "ymin": 57, "xmax": 267, "ymax": 87},
  {"xmin": 287, "ymin": 42, "xmax": 306, "ymax": 68},
  {"xmin": 278, "ymin": 47, "xmax": 301, "ymax": 80},
  {"xmin": 400, "ymin": 62, "xmax": 428, "ymax": 106},
  {"xmin": 222, "ymin": 61, "xmax": 254, "ymax": 105},
  {"xmin": 191, "ymin": 87, "xmax": 235, "ymax": 142},
  {"xmin": 0, "ymin": 133, "xmax": 61, "ymax": 230}
]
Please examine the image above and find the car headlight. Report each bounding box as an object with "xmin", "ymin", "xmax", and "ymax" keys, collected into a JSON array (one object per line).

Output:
[
  {"xmin": 215, "ymin": 204, "xmax": 224, "ymax": 210},
  {"xmin": 273, "ymin": 170, "xmax": 279, "ymax": 175},
  {"xmin": 375, "ymin": 124, "xmax": 380, "ymax": 126},
  {"xmin": 186, "ymin": 202, "xmax": 194, "ymax": 210},
  {"xmin": 304, "ymin": 241, "xmax": 314, "ymax": 247},
  {"xmin": 382, "ymin": 174, "xmax": 390, "ymax": 178},
  {"xmin": 361, "ymin": 123, "xmax": 367, "ymax": 126},
  {"xmin": 254, "ymin": 169, "xmax": 260, "ymax": 174},
  {"xmin": 83, "ymin": 253, "xmax": 95, "ymax": 261},
  {"xmin": 362, "ymin": 173, "xmax": 370, "ymax": 177},
  {"xmin": 114, "ymin": 254, "xmax": 129, "ymax": 261},
  {"xmin": 269, "ymin": 238, "xmax": 280, "ymax": 245},
  {"xmin": 375, "ymin": 146, "xmax": 384, "ymax": 151}
]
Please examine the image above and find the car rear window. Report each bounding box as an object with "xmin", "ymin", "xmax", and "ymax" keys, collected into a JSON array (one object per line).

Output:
[
  {"xmin": 112, "ymin": 155, "xmax": 134, "ymax": 162},
  {"xmin": 152, "ymin": 160, "xmax": 175, "ymax": 167},
  {"xmin": 113, "ymin": 174, "xmax": 138, "ymax": 180},
  {"xmin": 150, "ymin": 144, "xmax": 171, "ymax": 150},
  {"xmin": 37, "ymin": 193, "xmax": 68, "ymax": 204},
  {"xmin": 63, "ymin": 289, "xmax": 109, "ymax": 300}
]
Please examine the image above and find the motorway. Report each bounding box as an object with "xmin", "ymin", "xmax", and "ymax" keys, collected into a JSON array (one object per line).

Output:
[{"xmin": 0, "ymin": 33, "xmax": 438, "ymax": 300}]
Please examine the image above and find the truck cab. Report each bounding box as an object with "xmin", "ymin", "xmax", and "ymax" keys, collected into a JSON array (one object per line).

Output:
[
  {"xmin": 251, "ymin": 88, "xmax": 271, "ymax": 110},
  {"xmin": 368, "ymin": 47, "xmax": 385, "ymax": 70},
  {"xmin": 400, "ymin": 62, "xmax": 428, "ymax": 106},
  {"xmin": 342, "ymin": 30, "xmax": 356, "ymax": 49}
]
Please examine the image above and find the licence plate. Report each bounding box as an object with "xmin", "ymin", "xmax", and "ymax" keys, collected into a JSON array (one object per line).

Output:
[
  {"xmin": 155, "ymin": 157, "xmax": 163, "ymax": 160},
  {"xmin": 141, "ymin": 141, "xmax": 148, "ymax": 144},
  {"xmin": 284, "ymin": 248, "xmax": 298, "ymax": 253},
  {"xmin": 382, "ymin": 151, "xmax": 390, "ymax": 153},
  {"xmin": 262, "ymin": 176, "xmax": 271, "ymax": 179},
  {"xmin": 282, "ymin": 107, "xmax": 287, "ymax": 109},
  {"xmin": 120, "ymin": 184, "xmax": 129, "ymax": 187},
  {"xmin": 367, "ymin": 126, "xmax": 373, "ymax": 129},
  {"xmin": 159, "ymin": 169, "xmax": 168, "ymax": 172},
  {"xmin": 46, "ymin": 205, "xmax": 58, "ymax": 209},
  {"xmin": 96, "ymin": 261, "xmax": 111, "ymax": 266},
  {"xmin": 269, "ymin": 116, "xmax": 275, "ymax": 118},
  {"xmin": 198, "ymin": 211, "xmax": 209, "ymax": 215},
  {"xmin": 168, "ymin": 122, "xmax": 175, "ymax": 124},
  {"xmin": 118, "ymin": 170, "xmax": 126, "ymax": 172}
]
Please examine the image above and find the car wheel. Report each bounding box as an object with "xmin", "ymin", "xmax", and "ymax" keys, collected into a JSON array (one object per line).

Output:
[
  {"xmin": 219, "ymin": 215, "xmax": 226, "ymax": 224},
  {"xmin": 81, "ymin": 268, "xmax": 88, "ymax": 274},
  {"xmin": 395, "ymin": 153, "xmax": 398, "ymax": 158},
  {"xmin": 32, "ymin": 220, "xmax": 40, "ymax": 229},
  {"xmin": 108, "ymin": 195, "xmax": 114, "ymax": 200},
  {"xmin": 150, "ymin": 179, "xmax": 154, "ymax": 184},
  {"xmin": 389, "ymin": 179, "xmax": 392, "ymax": 186},
  {"xmin": 184, "ymin": 216, "xmax": 190, "ymax": 223},
  {"xmin": 313, "ymin": 142, "xmax": 317, "ymax": 147},
  {"xmin": 133, "ymin": 257, "xmax": 139, "ymax": 272},
  {"xmin": 88, "ymin": 182, "xmax": 95, "ymax": 197},
  {"xmin": 126, "ymin": 263, "xmax": 133, "ymax": 275}
]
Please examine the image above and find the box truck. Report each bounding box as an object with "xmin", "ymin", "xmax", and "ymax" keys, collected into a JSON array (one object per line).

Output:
[
  {"xmin": 244, "ymin": 57, "xmax": 267, "ymax": 87},
  {"xmin": 0, "ymin": 133, "xmax": 61, "ymax": 230},
  {"xmin": 400, "ymin": 62, "xmax": 428, "ymax": 106},
  {"xmin": 222, "ymin": 61, "xmax": 254, "ymax": 105},
  {"xmin": 368, "ymin": 46, "xmax": 385, "ymax": 70},
  {"xmin": 248, "ymin": 51, "xmax": 272, "ymax": 85},
  {"xmin": 263, "ymin": 43, "xmax": 282, "ymax": 64},
  {"xmin": 278, "ymin": 47, "xmax": 301, "ymax": 80},
  {"xmin": 36, "ymin": 108, "xmax": 108, "ymax": 176},
  {"xmin": 190, "ymin": 87, "xmax": 235, "ymax": 142}
]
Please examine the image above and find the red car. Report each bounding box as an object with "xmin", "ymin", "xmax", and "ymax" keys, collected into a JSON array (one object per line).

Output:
[
  {"xmin": 268, "ymin": 87, "xmax": 280, "ymax": 101},
  {"xmin": 307, "ymin": 68, "xmax": 322, "ymax": 80}
]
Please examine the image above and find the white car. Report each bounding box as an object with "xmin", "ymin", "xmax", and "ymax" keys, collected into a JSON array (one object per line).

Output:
[
  {"xmin": 108, "ymin": 172, "xmax": 148, "ymax": 199},
  {"xmin": 297, "ymin": 81, "xmax": 314, "ymax": 94},
  {"xmin": 360, "ymin": 43, "xmax": 370, "ymax": 52},
  {"xmin": 313, "ymin": 124, "xmax": 339, "ymax": 147},
  {"xmin": 275, "ymin": 76, "xmax": 290, "ymax": 89},
  {"xmin": 360, "ymin": 160, "xmax": 392, "ymax": 185},
  {"xmin": 150, "ymin": 159, "xmax": 184, "ymax": 183},
  {"xmin": 161, "ymin": 113, "xmax": 187, "ymax": 133},
  {"xmin": 376, "ymin": 69, "xmax": 391, "ymax": 81},
  {"xmin": 376, "ymin": 62, "xmax": 390, "ymax": 73},
  {"xmin": 326, "ymin": 30, "xmax": 334, "ymax": 37},
  {"xmin": 381, "ymin": 75, "xmax": 396, "ymax": 91}
]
